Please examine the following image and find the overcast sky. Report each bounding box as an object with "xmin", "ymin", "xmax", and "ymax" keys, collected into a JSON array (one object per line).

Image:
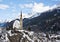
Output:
[{"xmin": 0, "ymin": 0, "xmax": 60, "ymax": 22}]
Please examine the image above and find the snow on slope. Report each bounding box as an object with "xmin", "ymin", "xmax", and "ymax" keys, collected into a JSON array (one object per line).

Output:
[
  {"xmin": 30, "ymin": 5, "xmax": 60, "ymax": 19},
  {"xmin": 7, "ymin": 30, "xmax": 60, "ymax": 42},
  {"xmin": 0, "ymin": 28, "xmax": 60, "ymax": 42}
]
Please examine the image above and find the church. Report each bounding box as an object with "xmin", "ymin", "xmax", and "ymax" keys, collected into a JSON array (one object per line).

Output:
[
  {"xmin": 13, "ymin": 11, "xmax": 23, "ymax": 30},
  {"xmin": 7, "ymin": 11, "xmax": 24, "ymax": 42}
]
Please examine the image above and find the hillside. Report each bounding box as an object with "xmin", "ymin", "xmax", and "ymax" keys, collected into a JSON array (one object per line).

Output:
[{"xmin": 23, "ymin": 6, "xmax": 60, "ymax": 33}]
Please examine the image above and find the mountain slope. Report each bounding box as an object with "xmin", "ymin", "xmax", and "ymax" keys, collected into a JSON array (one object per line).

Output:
[{"xmin": 23, "ymin": 6, "xmax": 60, "ymax": 33}]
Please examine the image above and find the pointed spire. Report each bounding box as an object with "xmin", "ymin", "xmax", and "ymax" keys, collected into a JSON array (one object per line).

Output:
[{"xmin": 20, "ymin": 11, "xmax": 22, "ymax": 19}]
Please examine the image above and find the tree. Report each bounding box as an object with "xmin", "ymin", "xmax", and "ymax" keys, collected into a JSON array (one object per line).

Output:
[{"xmin": 27, "ymin": 26, "xmax": 31, "ymax": 31}]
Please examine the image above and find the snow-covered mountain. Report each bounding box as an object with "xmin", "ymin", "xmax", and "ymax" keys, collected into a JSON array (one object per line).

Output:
[
  {"xmin": 0, "ymin": 22, "xmax": 8, "ymax": 28},
  {"xmin": 29, "ymin": 5, "xmax": 60, "ymax": 19},
  {"xmin": 23, "ymin": 6, "xmax": 60, "ymax": 33}
]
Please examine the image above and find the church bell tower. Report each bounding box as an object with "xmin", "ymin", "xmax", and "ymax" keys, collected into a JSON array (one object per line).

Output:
[{"xmin": 20, "ymin": 11, "xmax": 23, "ymax": 30}]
